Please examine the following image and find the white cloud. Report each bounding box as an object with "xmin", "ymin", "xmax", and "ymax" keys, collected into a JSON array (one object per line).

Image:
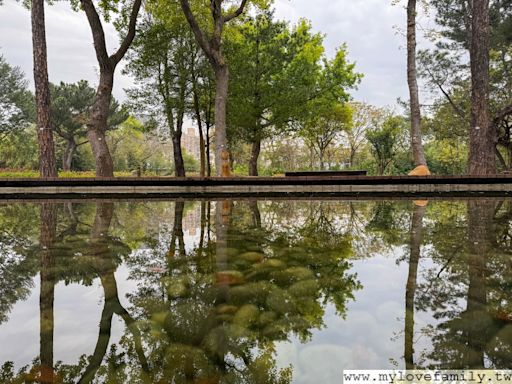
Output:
[{"xmin": 0, "ymin": 0, "xmax": 431, "ymax": 106}]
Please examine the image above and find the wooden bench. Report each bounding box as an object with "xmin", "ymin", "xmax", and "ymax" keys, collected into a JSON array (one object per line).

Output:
[{"xmin": 285, "ymin": 170, "xmax": 368, "ymax": 177}]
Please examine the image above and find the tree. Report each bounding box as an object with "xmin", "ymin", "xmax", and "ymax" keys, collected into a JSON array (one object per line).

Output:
[
  {"xmin": 298, "ymin": 47, "xmax": 361, "ymax": 170},
  {"xmin": 227, "ymin": 14, "xmax": 327, "ymax": 175},
  {"xmin": 31, "ymin": 0, "xmax": 57, "ymax": 177},
  {"xmin": 0, "ymin": 54, "xmax": 34, "ymax": 141},
  {"xmin": 50, "ymin": 80, "xmax": 128, "ymax": 171},
  {"xmin": 345, "ymin": 102, "xmax": 385, "ymax": 168},
  {"xmin": 366, "ymin": 115, "xmax": 405, "ymax": 175},
  {"xmin": 406, "ymin": 0, "xmax": 428, "ymax": 170},
  {"xmin": 423, "ymin": 0, "xmax": 512, "ymax": 174},
  {"xmin": 300, "ymin": 103, "xmax": 352, "ymax": 170},
  {"xmin": 469, "ymin": 0, "xmax": 495, "ymax": 175},
  {"xmin": 77, "ymin": 0, "xmax": 142, "ymax": 177},
  {"xmin": 179, "ymin": 0, "xmax": 257, "ymax": 176},
  {"xmin": 126, "ymin": 13, "xmax": 195, "ymax": 177}
]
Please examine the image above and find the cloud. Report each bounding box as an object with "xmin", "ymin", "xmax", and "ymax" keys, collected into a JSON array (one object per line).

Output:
[
  {"xmin": 0, "ymin": 0, "xmax": 427, "ymax": 106},
  {"xmin": 0, "ymin": 0, "xmax": 131, "ymax": 101}
]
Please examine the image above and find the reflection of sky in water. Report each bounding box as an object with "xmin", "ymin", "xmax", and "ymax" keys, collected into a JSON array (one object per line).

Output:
[
  {"xmin": 0, "ymin": 201, "xmax": 466, "ymax": 382},
  {"xmin": 0, "ymin": 252, "xmax": 427, "ymax": 383}
]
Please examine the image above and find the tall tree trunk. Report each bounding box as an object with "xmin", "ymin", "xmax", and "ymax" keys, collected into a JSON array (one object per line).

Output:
[
  {"xmin": 192, "ymin": 82, "xmax": 206, "ymax": 177},
  {"xmin": 31, "ymin": 0, "xmax": 57, "ymax": 178},
  {"xmin": 214, "ymin": 65, "xmax": 230, "ymax": 176},
  {"xmin": 464, "ymin": 200, "xmax": 493, "ymax": 368},
  {"xmin": 172, "ymin": 132, "xmax": 186, "ymax": 177},
  {"xmin": 469, "ymin": 0, "xmax": 495, "ymax": 175},
  {"xmin": 206, "ymin": 122, "xmax": 212, "ymax": 177},
  {"xmin": 407, "ymin": 0, "xmax": 427, "ymax": 167},
  {"xmin": 39, "ymin": 203, "xmax": 57, "ymax": 383},
  {"xmin": 87, "ymin": 72, "xmax": 115, "ymax": 178},
  {"xmin": 404, "ymin": 203, "xmax": 426, "ymax": 370},
  {"xmin": 249, "ymin": 139, "xmax": 261, "ymax": 176},
  {"xmin": 62, "ymin": 138, "xmax": 77, "ymax": 171}
]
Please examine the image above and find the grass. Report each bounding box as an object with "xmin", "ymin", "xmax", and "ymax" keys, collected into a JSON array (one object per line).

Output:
[{"xmin": 0, "ymin": 169, "xmax": 134, "ymax": 178}]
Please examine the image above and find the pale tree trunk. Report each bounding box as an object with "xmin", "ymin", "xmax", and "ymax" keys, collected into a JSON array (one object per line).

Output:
[
  {"xmin": 62, "ymin": 138, "xmax": 77, "ymax": 171},
  {"xmin": 404, "ymin": 203, "xmax": 426, "ymax": 370},
  {"xmin": 31, "ymin": 0, "xmax": 57, "ymax": 178},
  {"xmin": 87, "ymin": 71, "xmax": 115, "ymax": 177},
  {"xmin": 249, "ymin": 139, "xmax": 261, "ymax": 176},
  {"xmin": 214, "ymin": 65, "xmax": 230, "ymax": 176},
  {"xmin": 469, "ymin": 0, "xmax": 496, "ymax": 175},
  {"xmin": 179, "ymin": 0, "xmax": 249, "ymax": 177},
  {"xmin": 407, "ymin": 0, "xmax": 427, "ymax": 167}
]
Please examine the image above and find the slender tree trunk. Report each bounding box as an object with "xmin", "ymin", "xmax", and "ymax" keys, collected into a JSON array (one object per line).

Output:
[
  {"xmin": 62, "ymin": 138, "xmax": 77, "ymax": 171},
  {"xmin": 88, "ymin": 72, "xmax": 115, "ymax": 177},
  {"xmin": 206, "ymin": 122, "xmax": 212, "ymax": 177},
  {"xmin": 319, "ymin": 150, "xmax": 325, "ymax": 171},
  {"xmin": 469, "ymin": 0, "xmax": 495, "ymax": 175},
  {"xmin": 39, "ymin": 203, "xmax": 57, "ymax": 383},
  {"xmin": 214, "ymin": 65, "xmax": 230, "ymax": 176},
  {"xmin": 172, "ymin": 132, "xmax": 186, "ymax": 177},
  {"xmin": 349, "ymin": 147, "xmax": 356, "ymax": 168},
  {"xmin": 31, "ymin": 0, "xmax": 57, "ymax": 178},
  {"xmin": 407, "ymin": 0, "xmax": 427, "ymax": 167},
  {"xmin": 192, "ymin": 84, "xmax": 206, "ymax": 177},
  {"xmin": 249, "ymin": 139, "xmax": 261, "ymax": 176},
  {"xmin": 404, "ymin": 203, "xmax": 426, "ymax": 370}
]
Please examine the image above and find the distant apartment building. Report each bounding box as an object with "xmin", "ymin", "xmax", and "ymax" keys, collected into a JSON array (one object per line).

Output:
[{"xmin": 181, "ymin": 127, "xmax": 200, "ymax": 160}]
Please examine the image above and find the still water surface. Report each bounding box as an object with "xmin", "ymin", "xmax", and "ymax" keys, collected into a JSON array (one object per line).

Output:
[{"xmin": 0, "ymin": 199, "xmax": 510, "ymax": 383}]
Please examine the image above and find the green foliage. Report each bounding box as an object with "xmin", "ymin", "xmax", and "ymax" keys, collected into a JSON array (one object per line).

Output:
[
  {"xmin": 0, "ymin": 54, "xmax": 34, "ymax": 137},
  {"xmin": 366, "ymin": 115, "xmax": 408, "ymax": 175}
]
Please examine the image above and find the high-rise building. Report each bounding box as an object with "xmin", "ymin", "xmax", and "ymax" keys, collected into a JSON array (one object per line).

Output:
[{"xmin": 181, "ymin": 127, "xmax": 200, "ymax": 160}]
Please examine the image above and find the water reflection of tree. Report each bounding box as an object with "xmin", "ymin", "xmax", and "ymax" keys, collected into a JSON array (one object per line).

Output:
[
  {"xmin": 119, "ymin": 200, "xmax": 361, "ymax": 383},
  {"xmin": 409, "ymin": 200, "xmax": 512, "ymax": 369}
]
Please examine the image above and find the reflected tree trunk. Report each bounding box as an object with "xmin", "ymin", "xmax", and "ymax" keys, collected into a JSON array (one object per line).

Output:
[
  {"xmin": 463, "ymin": 200, "xmax": 494, "ymax": 368},
  {"xmin": 404, "ymin": 203, "xmax": 426, "ymax": 370},
  {"xmin": 39, "ymin": 203, "xmax": 57, "ymax": 383},
  {"xmin": 248, "ymin": 200, "xmax": 261, "ymax": 228},
  {"xmin": 169, "ymin": 201, "xmax": 186, "ymax": 258},
  {"xmin": 79, "ymin": 203, "xmax": 149, "ymax": 383}
]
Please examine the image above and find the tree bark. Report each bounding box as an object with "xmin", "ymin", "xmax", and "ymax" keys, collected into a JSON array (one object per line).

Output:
[
  {"xmin": 469, "ymin": 0, "xmax": 495, "ymax": 175},
  {"xmin": 172, "ymin": 132, "xmax": 186, "ymax": 177},
  {"xmin": 87, "ymin": 71, "xmax": 115, "ymax": 177},
  {"xmin": 31, "ymin": 0, "xmax": 57, "ymax": 178},
  {"xmin": 62, "ymin": 138, "xmax": 77, "ymax": 171},
  {"xmin": 249, "ymin": 139, "xmax": 261, "ymax": 176},
  {"xmin": 214, "ymin": 65, "xmax": 230, "ymax": 176},
  {"xmin": 206, "ymin": 122, "xmax": 212, "ymax": 177},
  {"xmin": 407, "ymin": 0, "xmax": 427, "ymax": 167}
]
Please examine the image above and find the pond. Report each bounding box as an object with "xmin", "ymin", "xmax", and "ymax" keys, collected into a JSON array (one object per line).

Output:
[{"xmin": 0, "ymin": 198, "xmax": 510, "ymax": 383}]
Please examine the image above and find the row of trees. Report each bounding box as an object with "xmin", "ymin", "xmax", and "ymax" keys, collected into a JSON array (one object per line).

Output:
[{"xmin": 405, "ymin": 0, "xmax": 512, "ymax": 175}]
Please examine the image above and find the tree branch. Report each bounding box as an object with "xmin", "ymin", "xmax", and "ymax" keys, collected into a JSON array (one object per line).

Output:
[
  {"xmin": 223, "ymin": 0, "xmax": 249, "ymax": 23},
  {"xmin": 179, "ymin": 0, "xmax": 213, "ymax": 59},
  {"xmin": 80, "ymin": 0, "xmax": 111, "ymax": 71},
  {"xmin": 110, "ymin": 0, "xmax": 142, "ymax": 65}
]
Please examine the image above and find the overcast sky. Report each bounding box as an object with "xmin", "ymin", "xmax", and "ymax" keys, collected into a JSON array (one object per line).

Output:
[{"xmin": 0, "ymin": 0, "xmax": 430, "ymax": 108}]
